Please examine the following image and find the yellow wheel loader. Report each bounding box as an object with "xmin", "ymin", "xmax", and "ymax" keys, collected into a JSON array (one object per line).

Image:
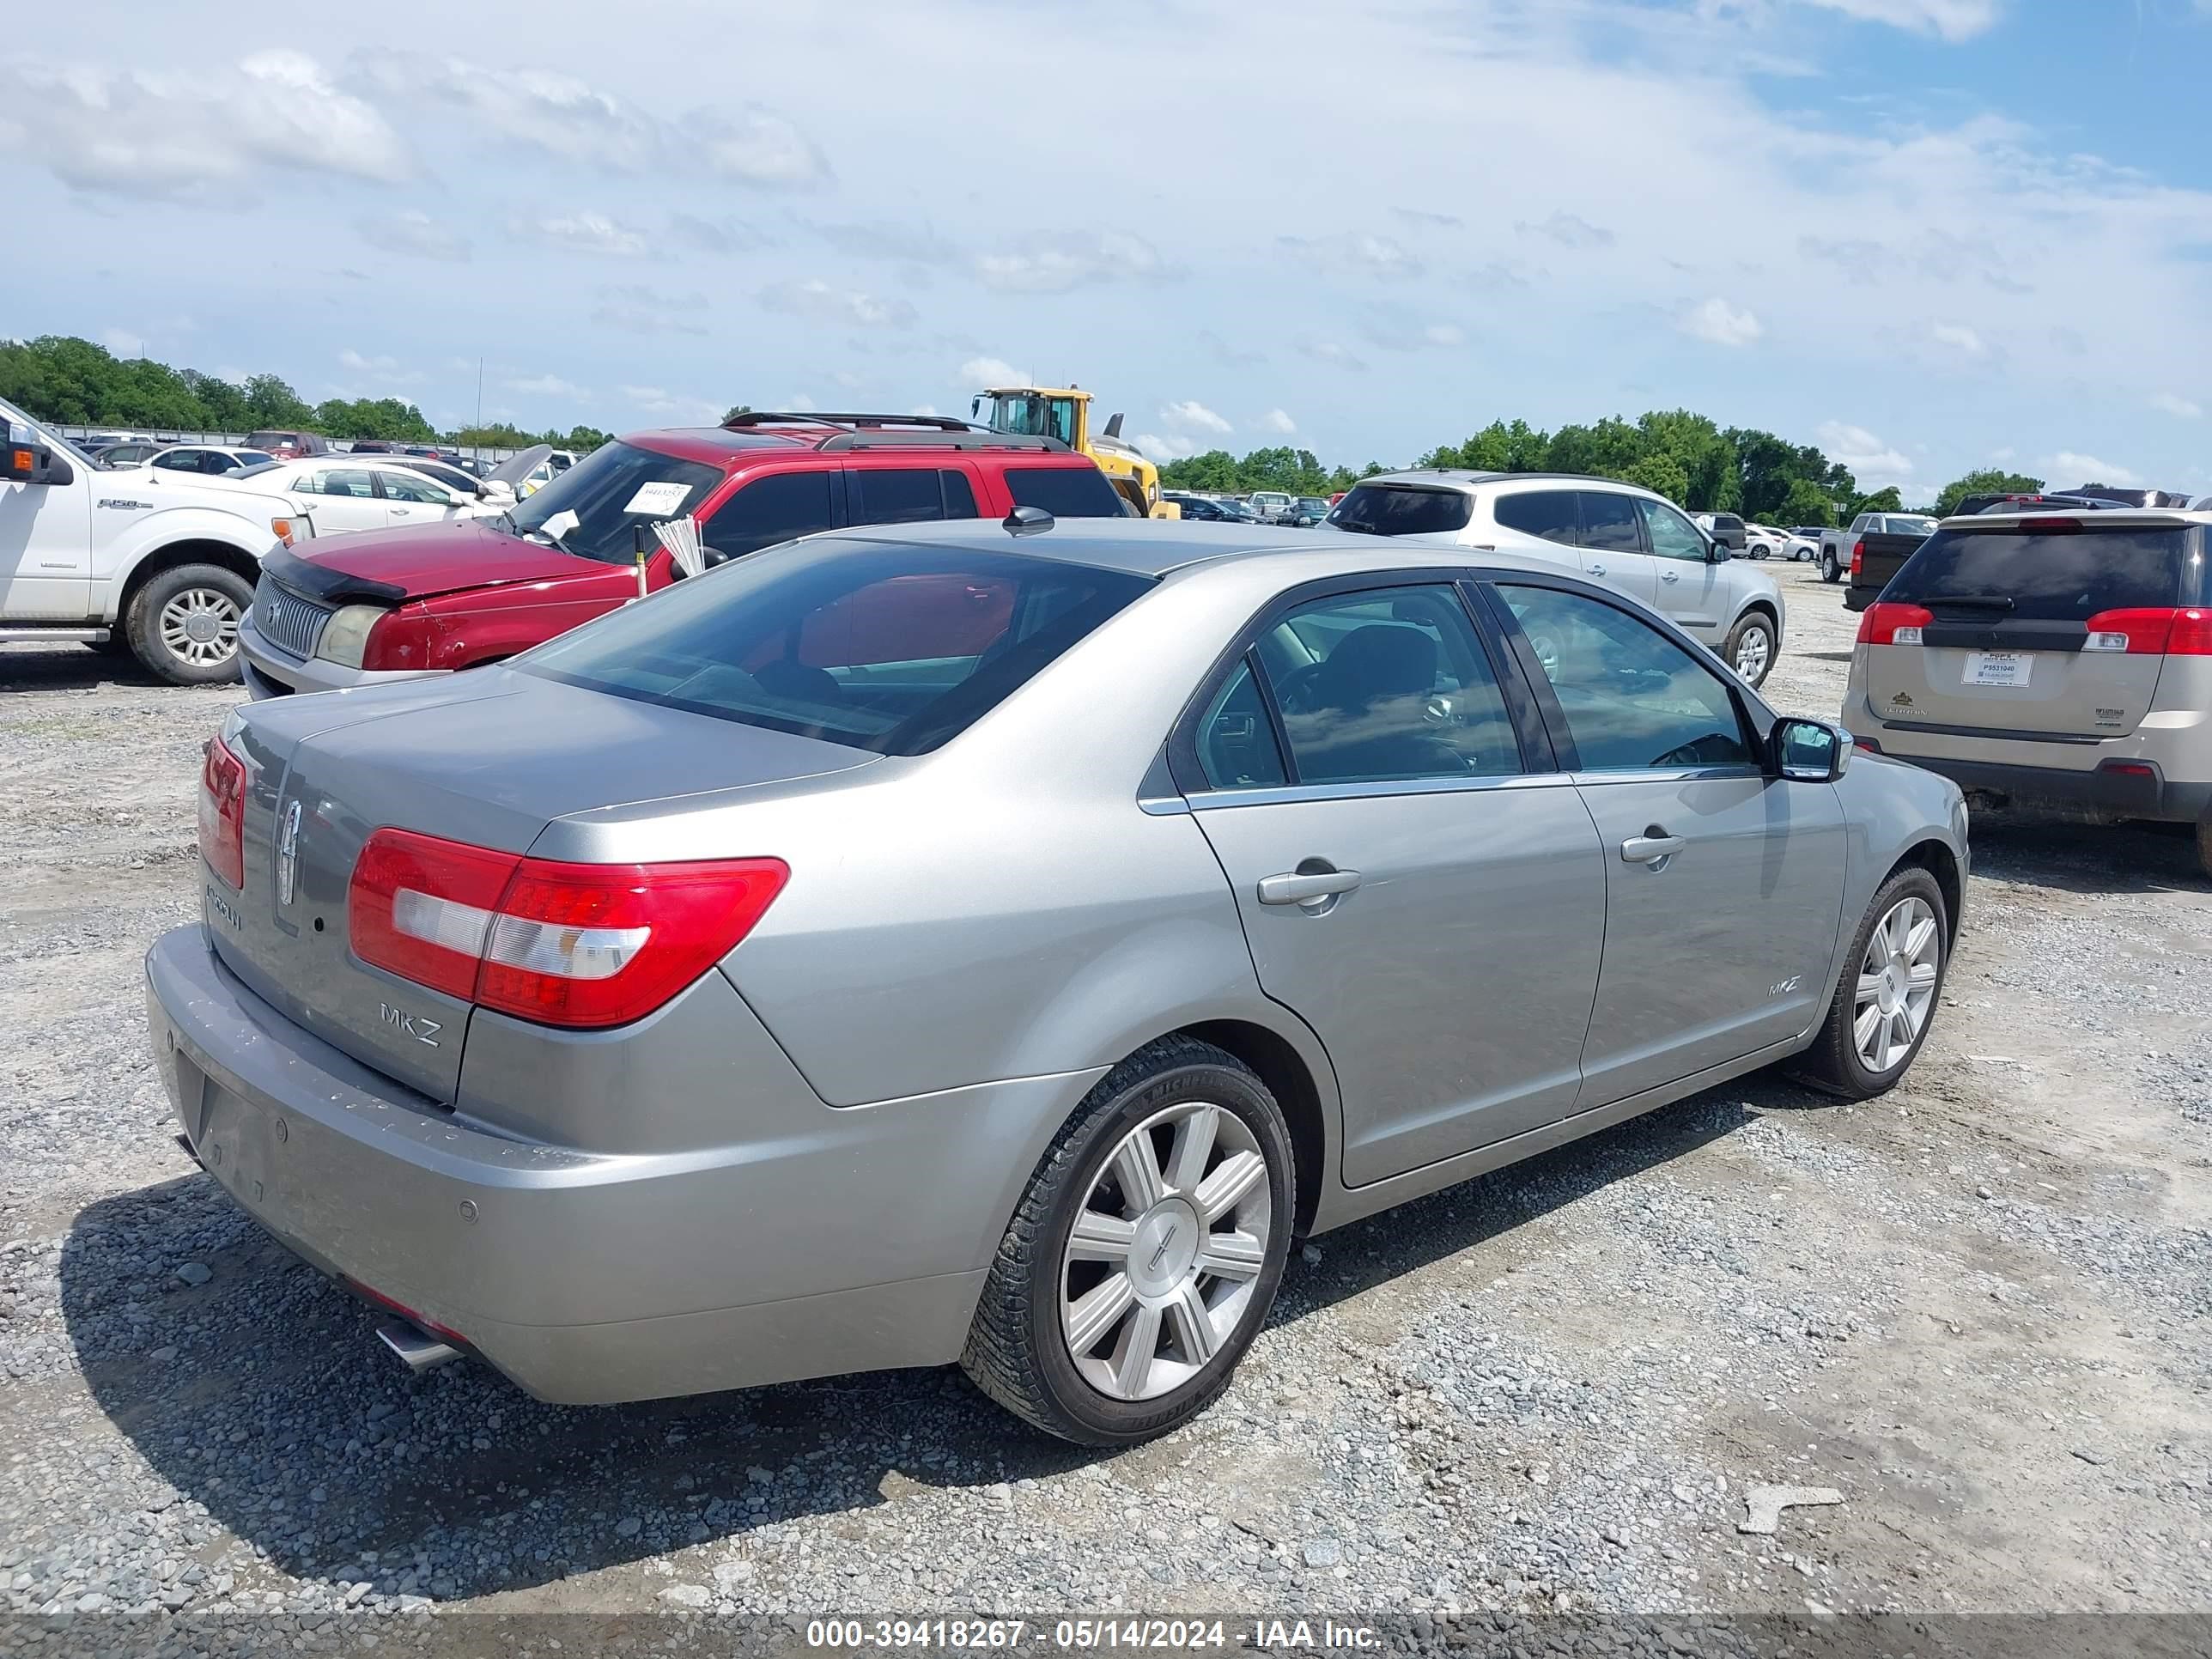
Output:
[{"xmin": 972, "ymin": 386, "xmax": 1182, "ymax": 519}]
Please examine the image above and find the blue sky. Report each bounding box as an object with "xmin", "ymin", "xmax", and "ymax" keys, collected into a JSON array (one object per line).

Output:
[{"xmin": 5, "ymin": 0, "xmax": 2210, "ymax": 503}]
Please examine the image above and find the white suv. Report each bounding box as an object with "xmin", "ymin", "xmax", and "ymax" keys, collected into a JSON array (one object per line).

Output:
[{"xmin": 1324, "ymin": 471, "xmax": 1785, "ymax": 685}]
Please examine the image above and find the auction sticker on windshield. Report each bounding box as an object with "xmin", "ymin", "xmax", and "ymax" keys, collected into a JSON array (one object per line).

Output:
[
  {"xmin": 1964, "ymin": 651, "xmax": 2031, "ymax": 687},
  {"xmin": 623, "ymin": 481, "xmax": 692, "ymax": 516}
]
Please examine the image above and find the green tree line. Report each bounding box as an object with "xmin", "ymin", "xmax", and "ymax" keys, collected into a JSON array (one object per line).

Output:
[{"xmin": 0, "ymin": 336, "xmax": 604, "ymax": 451}]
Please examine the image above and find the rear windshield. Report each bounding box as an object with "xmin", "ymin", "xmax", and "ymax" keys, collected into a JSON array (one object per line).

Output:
[
  {"xmin": 1003, "ymin": 465, "xmax": 1127, "ymax": 518},
  {"xmin": 521, "ymin": 539, "xmax": 1153, "ymax": 755},
  {"xmin": 1327, "ymin": 483, "xmax": 1474, "ymax": 537},
  {"xmin": 1887, "ymin": 526, "xmax": 2196, "ymax": 620}
]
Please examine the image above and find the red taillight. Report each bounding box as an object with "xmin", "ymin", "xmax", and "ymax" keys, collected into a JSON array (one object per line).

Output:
[
  {"xmin": 1856, "ymin": 602, "xmax": 1933, "ymax": 647},
  {"xmin": 361, "ymin": 609, "xmax": 441, "ymax": 672},
  {"xmin": 348, "ymin": 829, "xmax": 788, "ymax": 1030},
  {"xmin": 198, "ymin": 735, "xmax": 247, "ymax": 888},
  {"xmin": 2082, "ymin": 606, "xmax": 2212, "ymax": 656},
  {"xmin": 2015, "ymin": 518, "xmax": 2082, "ymax": 534},
  {"xmin": 1850, "ymin": 539, "xmax": 1864, "ymax": 578}
]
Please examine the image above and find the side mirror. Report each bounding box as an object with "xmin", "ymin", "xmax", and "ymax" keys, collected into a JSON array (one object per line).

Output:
[
  {"xmin": 3, "ymin": 442, "xmax": 72, "ymax": 487},
  {"xmin": 1708, "ymin": 538, "xmax": 1732, "ymax": 562},
  {"xmin": 1768, "ymin": 717, "xmax": 1849, "ymax": 782}
]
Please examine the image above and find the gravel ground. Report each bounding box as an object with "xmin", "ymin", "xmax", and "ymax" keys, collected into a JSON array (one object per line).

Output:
[{"xmin": 2, "ymin": 562, "xmax": 2209, "ymax": 1632}]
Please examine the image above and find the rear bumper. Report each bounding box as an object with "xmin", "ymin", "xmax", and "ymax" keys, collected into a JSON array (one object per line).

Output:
[
  {"xmin": 144, "ymin": 926, "xmax": 1087, "ymax": 1404},
  {"xmin": 1861, "ymin": 747, "xmax": 2212, "ymax": 825},
  {"xmin": 1843, "ymin": 586, "xmax": 1876, "ymax": 613},
  {"xmin": 238, "ymin": 612, "xmax": 441, "ymax": 700}
]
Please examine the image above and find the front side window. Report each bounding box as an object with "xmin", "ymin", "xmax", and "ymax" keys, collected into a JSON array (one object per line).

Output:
[
  {"xmin": 1578, "ymin": 491, "xmax": 1644, "ymax": 553},
  {"xmin": 151, "ymin": 451, "xmax": 196, "ymax": 471},
  {"xmin": 700, "ymin": 471, "xmax": 836, "ymax": 564},
  {"xmin": 1252, "ymin": 586, "xmax": 1520, "ymax": 786},
  {"xmin": 523, "ymin": 541, "xmax": 1152, "ymax": 756},
  {"xmin": 378, "ymin": 471, "xmax": 452, "ymax": 504},
  {"xmin": 1637, "ymin": 497, "xmax": 1709, "ymax": 562},
  {"xmin": 1494, "ymin": 489, "xmax": 1578, "ymax": 545},
  {"xmin": 1003, "ymin": 465, "xmax": 1125, "ymax": 519},
  {"xmin": 1499, "ymin": 585, "xmax": 1752, "ymax": 772}
]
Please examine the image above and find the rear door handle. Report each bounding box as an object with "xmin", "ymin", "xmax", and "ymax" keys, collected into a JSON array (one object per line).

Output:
[
  {"xmin": 1258, "ymin": 869, "xmax": 1362, "ymax": 905},
  {"xmin": 1620, "ymin": 835, "xmax": 1686, "ymax": 865},
  {"xmin": 1660, "ymin": 569, "xmax": 1680, "ymax": 583}
]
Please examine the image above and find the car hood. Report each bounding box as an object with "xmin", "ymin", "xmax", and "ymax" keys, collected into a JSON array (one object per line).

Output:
[{"xmin": 274, "ymin": 520, "xmax": 611, "ymax": 602}]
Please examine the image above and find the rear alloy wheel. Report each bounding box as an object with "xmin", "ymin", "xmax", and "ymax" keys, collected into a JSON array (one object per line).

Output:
[
  {"xmin": 126, "ymin": 563, "xmax": 253, "ymax": 685},
  {"xmin": 1794, "ymin": 867, "xmax": 1948, "ymax": 1099},
  {"xmin": 1726, "ymin": 612, "xmax": 1776, "ymax": 686},
  {"xmin": 962, "ymin": 1036, "xmax": 1294, "ymax": 1444},
  {"xmin": 1821, "ymin": 554, "xmax": 1840, "ymax": 583}
]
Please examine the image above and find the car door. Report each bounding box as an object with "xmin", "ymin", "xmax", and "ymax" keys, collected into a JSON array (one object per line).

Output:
[
  {"xmin": 1176, "ymin": 578, "xmax": 1608, "ymax": 1184},
  {"xmin": 698, "ymin": 468, "xmax": 842, "ymax": 568},
  {"xmin": 1635, "ymin": 495, "xmax": 1727, "ymax": 642},
  {"xmin": 0, "ymin": 418, "xmax": 94, "ymax": 618},
  {"xmin": 375, "ymin": 467, "xmax": 461, "ymax": 528},
  {"xmin": 292, "ymin": 466, "xmax": 384, "ymax": 534},
  {"xmin": 1574, "ymin": 491, "xmax": 1662, "ymax": 613},
  {"xmin": 844, "ymin": 466, "xmax": 982, "ymax": 529},
  {"xmin": 1486, "ymin": 578, "xmax": 1846, "ymax": 1105}
]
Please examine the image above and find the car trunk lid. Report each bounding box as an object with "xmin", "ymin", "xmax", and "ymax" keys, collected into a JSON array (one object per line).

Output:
[
  {"xmin": 209, "ymin": 671, "xmax": 875, "ymax": 1100},
  {"xmin": 1860, "ymin": 519, "xmax": 2199, "ymax": 741}
]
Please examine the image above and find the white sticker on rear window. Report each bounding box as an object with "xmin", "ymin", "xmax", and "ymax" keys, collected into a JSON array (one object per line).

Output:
[{"xmin": 623, "ymin": 481, "xmax": 693, "ymax": 516}]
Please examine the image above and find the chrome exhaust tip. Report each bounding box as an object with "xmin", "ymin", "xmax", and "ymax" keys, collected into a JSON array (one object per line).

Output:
[{"xmin": 375, "ymin": 1320, "xmax": 462, "ymax": 1374}]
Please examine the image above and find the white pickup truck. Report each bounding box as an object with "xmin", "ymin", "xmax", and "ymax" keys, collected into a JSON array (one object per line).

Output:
[{"xmin": 1, "ymin": 396, "xmax": 312, "ymax": 684}]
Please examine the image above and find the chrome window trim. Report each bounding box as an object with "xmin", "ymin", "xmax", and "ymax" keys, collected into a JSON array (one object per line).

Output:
[
  {"xmin": 1567, "ymin": 765, "xmax": 1765, "ymax": 787},
  {"xmin": 1187, "ymin": 770, "xmax": 1576, "ymax": 813}
]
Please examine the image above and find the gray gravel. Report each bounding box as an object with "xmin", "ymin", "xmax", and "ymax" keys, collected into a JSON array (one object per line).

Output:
[{"xmin": 3, "ymin": 578, "xmax": 2210, "ymax": 1624}]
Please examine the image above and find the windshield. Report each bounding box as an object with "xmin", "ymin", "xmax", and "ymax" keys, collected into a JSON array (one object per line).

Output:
[
  {"xmin": 523, "ymin": 538, "xmax": 1153, "ymax": 755},
  {"xmin": 975, "ymin": 392, "xmax": 1078, "ymax": 446},
  {"xmin": 507, "ymin": 441, "xmax": 723, "ymax": 564},
  {"xmin": 1328, "ymin": 483, "xmax": 1474, "ymax": 536},
  {"xmin": 1893, "ymin": 516, "xmax": 1937, "ymax": 535},
  {"xmin": 1887, "ymin": 526, "xmax": 2196, "ymax": 621}
]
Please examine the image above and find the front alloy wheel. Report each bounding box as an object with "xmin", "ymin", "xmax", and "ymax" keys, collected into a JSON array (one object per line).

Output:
[
  {"xmin": 1727, "ymin": 614, "xmax": 1776, "ymax": 686},
  {"xmin": 159, "ymin": 587, "xmax": 242, "ymax": 671},
  {"xmin": 1853, "ymin": 896, "xmax": 1940, "ymax": 1072}
]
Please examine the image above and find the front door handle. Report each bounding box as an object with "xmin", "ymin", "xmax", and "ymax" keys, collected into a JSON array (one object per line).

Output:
[
  {"xmin": 1659, "ymin": 569, "xmax": 1680, "ymax": 583},
  {"xmin": 1585, "ymin": 562, "xmax": 1607, "ymax": 577},
  {"xmin": 1258, "ymin": 868, "xmax": 1362, "ymax": 905},
  {"xmin": 1620, "ymin": 834, "xmax": 1686, "ymax": 865}
]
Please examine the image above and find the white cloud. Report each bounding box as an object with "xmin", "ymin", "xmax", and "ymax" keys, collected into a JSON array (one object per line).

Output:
[
  {"xmin": 507, "ymin": 374, "xmax": 589, "ymax": 400},
  {"xmin": 1255, "ymin": 409, "xmax": 1297, "ymax": 434},
  {"xmin": 1160, "ymin": 400, "xmax": 1231, "ymax": 434},
  {"xmin": 667, "ymin": 213, "xmax": 774, "ymax": 255},
  {"xmin": 1929, "ymin": 321, "xmax": 1986, "ymax": 356},
  {"xmin": 957, "ymin": 356, "xmax": 1030, "ymax": 389},
  {"xmin": 975, "ymin": 231, "xmax": 1167, "ymax": 293},
  {"xmin": 2153, "ymin": 392, "xmax": 2203, "ymax": 420},
  {"xmin": 362, "ymin": 210, "xmax": 470, "ymax": 263},
  {"xmin": 353, "ymin": 55, "xmax": 658, "ymax": 167},
  {"xmin": 337, "ymin": 349, "xmax": 422, "ymax": 386},
  {"xmin": 2049, "ymin": 452, "xmax": 2141, "ymax": 486},
  {"xmin": 1818, "ymin": 420, "xmax": 1913, "ymax": 488},
  {"xmin": 592, "ymin": 284, "xmax": 708, "ymax": 337},
  {"xmin": 1, "ymin": 50, "xmax": 410, "ymax": 199},
  {"xmin": 1279, "ymin": 233, "xmax": 1424, "ymax": 282},
  {"xmin": 1679, "ymin": 297, "xmax": 1764, "ymax": 347},
  {"xmin": 619, "ymin": 386, "xmax": 720, "ymax": 422},
  {"xmin": 1515, "ymin": 211, "xmax": 1615, "ymax": 249},
  {"xmin": 1425, "ymin": 324, "xmax": 1467, "ymax": 347},
  {"xmin": 1302, "ymin": 341, "xmax": 1371, "ymax": 373},
  {"xmin": 101, "ymin": 329, "xmax": 146, "ymax": 357},
  {"xmin": 1799, "ymin": 0, "xmax": 2001, "ymax": 43},
  {"xmin": 699, "ymin": 108, "xmax": 832, "ymax": 187},
  {"xmin": 1133, "ymin": 432, "xmax": 1200, "ymax": 461},
  {"xmin": 759, "ymin": 277, "xmax": 916, "ymax": 329},
  {"xmin": 515, "ymin": 211, "xmax": 647, "ymax": 258}
]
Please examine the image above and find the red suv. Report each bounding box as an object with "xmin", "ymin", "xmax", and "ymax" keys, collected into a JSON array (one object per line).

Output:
[{"xmin": 238, "ymin": 413, "xmax": 1129, "ymax": 697}]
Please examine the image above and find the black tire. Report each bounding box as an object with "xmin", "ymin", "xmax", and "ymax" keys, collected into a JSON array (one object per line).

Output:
[
  {"xmin": 125, "ymin": 563, "xmax": 252, "ymax": 686},
  {"xmin": 1724, "ymin": 611, "xmax": 1778, "ymax": 687},
  {"xmin": 1793, "ymin": 866, "xmax": 1949, "ymax": 1100},
  {"xmin": 1820, "ymin": 553, "xmax": 1840, "ymax": 584},
  {"xmin": 2197, "ymin": 818, "xmax": 2212, "ymax": 883},
  {"xmin": 961, "ymin": 1035, "xmax": 1296, "ymax": 1445}
]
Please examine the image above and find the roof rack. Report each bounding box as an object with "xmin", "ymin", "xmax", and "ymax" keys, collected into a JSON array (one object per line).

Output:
[
  {"xmin": 817, "ymin": 430, "xmax": 1070, "ymax": 453},
  {"xmin": 723, "ymin": 410, "xmax": 979, "ymax": 434}
]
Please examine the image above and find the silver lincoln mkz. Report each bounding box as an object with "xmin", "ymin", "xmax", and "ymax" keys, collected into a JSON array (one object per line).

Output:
[{"xmin": 148, "ymin": 517, "xmax": 1966, "ymax": 1444}]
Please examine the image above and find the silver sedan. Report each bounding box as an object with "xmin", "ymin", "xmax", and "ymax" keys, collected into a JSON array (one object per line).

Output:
[{"xmin": 146, "ymin": 519, "xmax": 1967, "ymax": 1444}]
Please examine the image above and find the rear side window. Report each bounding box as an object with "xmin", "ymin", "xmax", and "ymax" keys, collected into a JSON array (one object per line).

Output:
[
  {"xmin": 1327, "ymin": 484, "xmax": 1474, "ymax": 537},
  {"xmin": 523, "ymin": 541, "xmax": 1153, "ymax": 756},
  {"xmin": 1003, "ymin": 465, "xmax": 1125, "ymax": 518},
  {"xmin": 702, "ymin": 471, "xmax": 836, "ymax": 564},
  {"xmin": 849, "ymin": 467, "xmax": 978, "ymax": 526},
  {"xmin": 1886, "ymin": 526, "xmax": 2194, "ymax": 621},
  {"xmin": 1495, "ymin": 489, "xmax": 1578, "ymax": 545},
  {"xmin": 1578, "ymin": 491, "xmax": 1644, "ymax": 553}
]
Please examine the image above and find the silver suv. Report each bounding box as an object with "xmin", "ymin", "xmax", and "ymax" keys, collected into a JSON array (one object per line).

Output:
[
  {"xmin": 1844, "ymin": 507, "xmax": 2212, "ymax": 872},
  {"xmin": 1326, "ymin": 472, "xmax": 1785, "ymax": 686}
]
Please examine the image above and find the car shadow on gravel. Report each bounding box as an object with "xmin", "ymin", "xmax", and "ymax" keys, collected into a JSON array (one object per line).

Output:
[
  {"xmin": 60, "ymin": 1083, "xmax": 1762, "ymax": 1602},
  {"xmin": 1965, "ymin": 812, "xmax": 2207, "ymax": 896},
  {"xmin": 0, "ymin": 644, "xmax": 160, "ymax": 692}
]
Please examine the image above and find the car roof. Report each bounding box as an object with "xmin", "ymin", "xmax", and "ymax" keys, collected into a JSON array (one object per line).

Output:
[
  {"xmin": 627, "ymin": 425, "xmax": 1096, "ymax": 468},
  {"xmin": 810, "ymin": 517, "xmax": 1615, "ymax": 581},
  {"xmin": 1939, "ymin": 507, "xmax": 2212, "ymax": 528},
  {"xmin": 1352, "ymin": 468, "xmax": 1670, "ymax": 501}
]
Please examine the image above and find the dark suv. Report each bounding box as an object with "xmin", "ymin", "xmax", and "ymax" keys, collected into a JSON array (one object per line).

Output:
[{"xmin": 238, "ymin": 412, "xmax": 1129, "ymax": 697}]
